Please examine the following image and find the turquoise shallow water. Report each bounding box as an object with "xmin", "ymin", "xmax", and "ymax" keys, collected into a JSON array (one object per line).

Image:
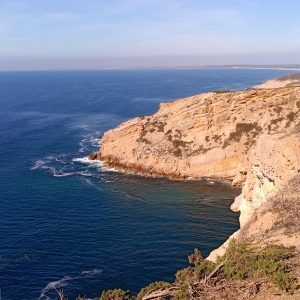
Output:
[{"xmin": 0, "ymin": 69, "xmax": 298, "ymax": 300}]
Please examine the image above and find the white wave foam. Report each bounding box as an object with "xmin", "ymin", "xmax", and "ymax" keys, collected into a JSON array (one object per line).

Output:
[
  {"xmin": 45, "ymin": 156, "xmax": 56, "ymax": 160},
  {"xmin": 53, "ymin": 172, "xmax": 75, "ymax": 177},
  {"xmin": 81, "ymin": 269, "xmax": 102, "ymax": 276},
  {"xmin": 31, "ymin": 160, "xmax": 48, "ymax": 170},
  {"xmin": 40, "ymin": 276, "xmax": 73, "ymax": 299},
  {"xmin": 40, "ymin": 269, "xmax": 102, "ymax": 299},
  {"xmin": 78, "ymin": 133, "xmax": 101, "ymax": 153},
  {"xmin": 73, "ymin": 157, "xmax": 118, "ymax": 172},
  {"xmin": 73, "ymin": 157, "xmax": 102, "ymax": 165},
  {"xmin": 77, "ymin": 171, "xmax": 93, "ymax": 177},
  {"xmin": 101, "ymin": 166, "xmax": 119, "ymax": 172}
]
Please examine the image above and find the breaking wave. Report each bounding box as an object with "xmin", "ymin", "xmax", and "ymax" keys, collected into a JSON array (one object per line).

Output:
[{"xmin": 40, "ymin": 269, "xmax": 102, "ymax": 300}]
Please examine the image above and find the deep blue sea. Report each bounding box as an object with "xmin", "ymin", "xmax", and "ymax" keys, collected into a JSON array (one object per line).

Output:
[{"xmin": 0, "ymin": 68, "xmax": 298, "ymax": 300}]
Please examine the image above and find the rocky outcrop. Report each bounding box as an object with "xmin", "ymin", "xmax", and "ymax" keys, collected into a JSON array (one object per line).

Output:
[
  {"xmin": 95, "ymin": 87, "xmax": 300, "ymax": 183},
  {"xmin": 89, "ymin": 77, "xmax": 300, "ymax": 261},
  {"xmin": 232, "ymin": 133, "xmax": 300, "ymax": 226},
  {"xmin": 207, "ymin": 131, "xmax": 300, "ymax": 261}
]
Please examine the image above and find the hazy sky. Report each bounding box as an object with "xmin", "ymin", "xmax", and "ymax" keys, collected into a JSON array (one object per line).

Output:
[{"xmin": 1, "ymin": 0, "xmax": 300, "ymax": 69}]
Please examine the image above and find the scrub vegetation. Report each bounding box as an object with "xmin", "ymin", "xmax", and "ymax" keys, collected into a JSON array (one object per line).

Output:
[{"xmin": 56, "ymin": 240, "xmax": 299, "ymax": 300}]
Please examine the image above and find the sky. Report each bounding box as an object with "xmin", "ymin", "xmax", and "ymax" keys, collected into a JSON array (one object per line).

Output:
[{"xmin": 1, "ymin": 0, "xmax": 300, "ymax": 69}]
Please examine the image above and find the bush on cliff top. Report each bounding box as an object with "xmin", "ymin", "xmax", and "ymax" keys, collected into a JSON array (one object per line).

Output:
[
  {"xmin": 100, "ymin": 289, "xmax": 130, "ymax": 300},
  {"xmin": 96, "ymin": 240, "xmax": 298, "ymax": 300},
  {"xmin": 57, "ymin": 240, "xmax": 299, "ymax": 300}
]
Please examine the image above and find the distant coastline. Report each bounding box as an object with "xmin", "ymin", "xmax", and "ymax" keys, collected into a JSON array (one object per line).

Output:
[{"xmin": 2, "ymin": 64, "xmax": 300, "ymax": 72}]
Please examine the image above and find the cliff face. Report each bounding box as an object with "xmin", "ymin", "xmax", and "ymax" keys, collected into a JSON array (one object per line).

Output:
[
  {"xmin": 99, "ymin": 87, "xmax": 300, "ymax": 182},
  {"xmin": 207, "ymin": 131, "xmax": 300, "ymax": 261},
  {"xmin": 90, "ymin": 81, "xmax": 300, "ymax": 261},
  {"xmin": 232, "ymin": 132, "xmax": 300, "ymax": 226}
]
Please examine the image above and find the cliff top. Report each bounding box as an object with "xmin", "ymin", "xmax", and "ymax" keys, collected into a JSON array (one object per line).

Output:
[{"xmin": 255, "ymin": 73, "xmax": 300, "ymax": 89}]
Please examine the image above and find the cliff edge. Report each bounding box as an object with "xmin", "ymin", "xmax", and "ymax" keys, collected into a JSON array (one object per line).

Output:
[{"xmin": 89, "ymin": 75, "xmax": 300, "ymax": 262}]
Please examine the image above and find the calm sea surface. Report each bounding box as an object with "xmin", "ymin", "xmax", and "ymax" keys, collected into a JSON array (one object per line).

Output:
[{"xmin": 0, "ymin": 69, "xmax": 298, "ymax": 300}]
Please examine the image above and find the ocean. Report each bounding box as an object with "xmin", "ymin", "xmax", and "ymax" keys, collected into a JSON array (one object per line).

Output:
[{"xmin": 0, "ymin": 68, "xmax": 297, "ymax": 300}]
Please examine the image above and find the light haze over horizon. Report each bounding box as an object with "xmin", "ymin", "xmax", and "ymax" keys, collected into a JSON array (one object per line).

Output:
[{"xmin": 1, "ymin": 0, "xmax": 300, "ymax": 70}]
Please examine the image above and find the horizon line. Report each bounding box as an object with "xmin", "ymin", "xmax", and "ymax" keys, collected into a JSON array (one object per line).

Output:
[{"xmin": 1, "ymin": 64, "xmax": 300, "ymax": 72}]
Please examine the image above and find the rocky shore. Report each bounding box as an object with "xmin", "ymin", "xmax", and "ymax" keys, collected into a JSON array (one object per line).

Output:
[{"xmin": 89, "ymin": 75, "xmax": 300, "ymax": 263}]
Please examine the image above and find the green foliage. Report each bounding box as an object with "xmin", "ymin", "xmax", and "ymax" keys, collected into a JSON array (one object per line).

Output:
[
  {"xmin": 270, "ymin": 117, "xmax": 284, "ymax": 125},
  {"xmin": 140, "ymin": 130, "xmax": 147, "ymax": 137},
  {"xmin": 172, "ymin": 140, "xmax": 191, "ymax": 148},
  {"xmin": 175, "ymin": 266, "xmax": 195, "ymax": 285},
  {"xmin": 273, "ymin": 106, "xmax": 283, "ymax": 114},
  {"xmin": 213, "ymin": 90, "xmax": 230, "ymax": 94},
  {"xmin": 217, "ymin": 240, "xmax": 298, "ymax": 293},
  {"xmin": 149, "ymin": 121, "xmax": 167, "ymax": 132},
  {"xmin": 287, "ymin": 111, "xmax": 295, "ymax": 122},
  {"xmin": 268, "ymin": 124, "xmax": 271, "ymax": 132},
  {"xmin": 175, "ymin": 250, "xmax": 215, "ymax": 285},
  {"xmin": 188, "ymin": 248, "xmax": 203, "ymax": 266},
  {"xmin": 172, "ymin": 285, "xmax": 189, "ymax": 300},
  {"xmin": 136, "ymin": 137, "xmax": 151, "ymax": 144},
  {"xmin": 205, "ymin": 136, "xmax": 210, "ymax": 142},
  {"xmin": 157, "ymin": 122, "xmax": 167, "ymax": 132},
  {"xmin": 188, "ymin": 145, "xmax": 211, "ymax": 156},
  {"xmin": 174, "ymin": 129, "xmax": 182, "ymax": 138},
  {"xmin": 173, "ymin": 148, "xmax": 182, "ymax": 157},
  {"xmin": 222, "ymin": 140, "xmax": 230, "ymax": 149},
  {"xmin": 100, "ymin": 289, "xmax": 130, "ymax": 300},
  {"xmin": 137, "ymin": 281, "xmax": 171, "ymax": 299},
  {"xmin": 223, "ymin": 122, "xmax": 262, "ymax": 148},
  {"xmin": 98, "ymin": 240, "xmax": 298, "ymax": 299},
  {"xmin": 212, "ymin": 134, "xmax": 222, "ymax": 143}
]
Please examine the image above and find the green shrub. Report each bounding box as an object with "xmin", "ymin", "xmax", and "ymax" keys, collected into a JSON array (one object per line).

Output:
[
  {"xmin": 100, "ymin": 289, "xmax": 130, "ymax": 300},
  {"xmin": 188, "ymin": 145, "xmax": 211, "ymax": 156},
  {"xmin": 98, "ymin": 240, "xmax": 298, "ymax": 300},
  {"xmin": 136, "ymin": 137, "xmax": 151, "ymax": 144},
  {"xmin": 172, "ymin": 140, "xmax": 190, "ymax": 148},
  {"xmin": 270, "ymin": 117, "xmax": 284, "ymax": 125},
  {"xmin": 213, "ymin": 90, "xmax": 230, "ymax": 94},
  {"xmin": 188, "ymin": 248, "xmax": 203, "ymax": 266},
  {"xmin": 171, "ymin": 286, "xmax": 189, "ymax": 300},
  {"xmin": 273, "ymin": 106, "xmax": 283, "ymax": 114},
  {"xmin": 217, "ymin": 240, "xmax": 298, "ymax": 293},
  {"xmin": 137, "ymin": 281, "xmax": 171, "ymax": 299},
  {"xmin": 223, "ymin": 122, "xmax": 262, "ymax": 147},
  {"xmin": 212, "ymin": 134, "xmax": 222, "ymax": 143},
  {"xmin": 173, "ymin": 148, "xmax": 182, "ymax": 157},
  {"xmin": 287, "ymin": 111, "xmax": 295, "ymax": 122}
]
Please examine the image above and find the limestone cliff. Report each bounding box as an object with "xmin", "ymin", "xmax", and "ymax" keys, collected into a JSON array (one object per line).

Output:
[{"xmin": 89, "ymin": 76, "xmax": 300, "ymax": 261}]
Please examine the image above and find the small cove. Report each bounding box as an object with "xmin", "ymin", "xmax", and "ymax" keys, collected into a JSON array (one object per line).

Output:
[{"xmin": 0, "ymin": 68, "xmax": 298, "ymax": 299}]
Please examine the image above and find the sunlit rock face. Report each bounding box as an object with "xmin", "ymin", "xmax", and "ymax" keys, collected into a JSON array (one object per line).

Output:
[{"xmin": 89, "ymin": 80, "xmax": 300, "ymax": 261}]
